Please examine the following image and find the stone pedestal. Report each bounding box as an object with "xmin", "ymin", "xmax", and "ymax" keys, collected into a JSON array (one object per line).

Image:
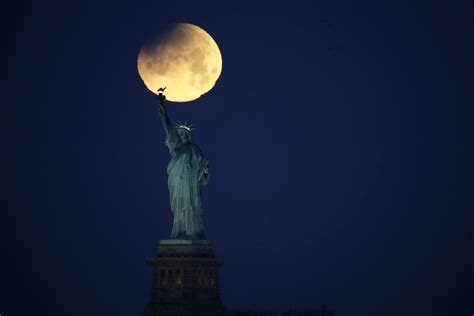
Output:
[{"xmin": 144, "ymin": 240, "xmax": 225, "ymax": 316}]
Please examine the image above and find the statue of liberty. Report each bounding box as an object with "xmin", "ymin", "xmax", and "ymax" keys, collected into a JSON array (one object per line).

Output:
[{"xmin": 156, "ymin": 89, "xmax": 210, "ymax": 240}]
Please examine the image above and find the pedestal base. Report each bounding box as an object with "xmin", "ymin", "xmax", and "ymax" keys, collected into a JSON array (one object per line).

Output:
[{"xmin": 144, "ymin": 241, "xmax": 225, "ymax": 316}]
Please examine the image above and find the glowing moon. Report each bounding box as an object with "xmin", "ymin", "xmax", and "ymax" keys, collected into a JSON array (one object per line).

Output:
[{"xmin": 137, "ymin": 23, "xmax": 222, "ymax": 102}]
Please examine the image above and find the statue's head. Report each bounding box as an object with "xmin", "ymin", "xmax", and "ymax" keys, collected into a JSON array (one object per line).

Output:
[{"xmin": 175, "ymin": 122, "xmax": 193, "ymax": 144}]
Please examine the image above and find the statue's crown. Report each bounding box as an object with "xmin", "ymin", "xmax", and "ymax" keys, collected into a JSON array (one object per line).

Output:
[{"xmin": 175, "ymin": 121, "xmax": 195, "ymax": 134}]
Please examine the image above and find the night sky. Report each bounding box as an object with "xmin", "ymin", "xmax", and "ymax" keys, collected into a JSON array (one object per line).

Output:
[{"xmin": 2, "ymin": 0, "xmax": 473, "ymax": 315}]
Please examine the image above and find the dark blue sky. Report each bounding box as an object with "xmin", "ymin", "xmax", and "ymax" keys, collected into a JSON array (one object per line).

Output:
[{"xmin": 2, "ymin": 0, "xmax": 473, "ymax": 315}]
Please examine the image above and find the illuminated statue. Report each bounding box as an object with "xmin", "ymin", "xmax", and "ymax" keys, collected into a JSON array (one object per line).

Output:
[{"xmin": 156, "ymin": 90, "xmax": 210, "ymax": 240}]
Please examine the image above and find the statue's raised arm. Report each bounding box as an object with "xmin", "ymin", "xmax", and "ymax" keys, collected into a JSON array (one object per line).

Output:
[{"xmin": 156, "ymin": 88, "xmax": 172, "ymax": 136}]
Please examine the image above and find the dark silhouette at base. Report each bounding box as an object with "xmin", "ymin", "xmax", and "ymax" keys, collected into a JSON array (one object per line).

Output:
[{"xmin": 144, "ymin": 242, "xmax": 225, "ymax": 316}]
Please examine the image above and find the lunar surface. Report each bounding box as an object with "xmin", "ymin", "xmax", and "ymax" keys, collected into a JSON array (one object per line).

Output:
[{"xmin": 137, "ymin": 23, "xmax": 222, "ymax": 102}]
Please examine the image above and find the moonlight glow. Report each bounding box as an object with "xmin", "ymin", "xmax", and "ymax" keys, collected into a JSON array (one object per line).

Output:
[{"xmin": 137, "ymin": 23, "xmax": 222, "ymax": 102}]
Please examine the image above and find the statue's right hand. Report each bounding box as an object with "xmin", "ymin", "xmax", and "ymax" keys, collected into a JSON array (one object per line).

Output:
[{"xmin": 155, "ymin": 91, "xmax": 166, "ymax": 105}]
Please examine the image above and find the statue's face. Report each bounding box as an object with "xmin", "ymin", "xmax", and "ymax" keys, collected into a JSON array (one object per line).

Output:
[{"xmin": 178, "ymin": 128, "xmax": 191, "ymax": 144}]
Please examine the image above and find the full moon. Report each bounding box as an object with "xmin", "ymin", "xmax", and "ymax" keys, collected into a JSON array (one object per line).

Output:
[{"xmin": 137, "ymin": 23, "xmax": 222, "ymax": 102}]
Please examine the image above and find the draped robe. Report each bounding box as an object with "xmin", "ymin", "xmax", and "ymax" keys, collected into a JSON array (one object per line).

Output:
[{"xmin": 165, "ymin": 129, "xmax": 210, "ymax": 239}]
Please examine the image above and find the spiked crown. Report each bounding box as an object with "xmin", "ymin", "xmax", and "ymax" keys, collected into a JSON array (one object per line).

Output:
[{"xmin": 174, "ymin": 121, "xmax": 195, "ymax": 134}]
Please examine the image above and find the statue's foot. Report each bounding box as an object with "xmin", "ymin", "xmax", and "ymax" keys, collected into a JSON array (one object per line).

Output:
[
  {"xmin": 171, "ymin": 232, "xmax": 187, "ymax": 239},
  {"xmin": 185, "ymin": 232, "xmax": 206, "ymax": 240},
  {"xmin": 171, "ymin": 232, "xmax": 206, "ymax": 240}
]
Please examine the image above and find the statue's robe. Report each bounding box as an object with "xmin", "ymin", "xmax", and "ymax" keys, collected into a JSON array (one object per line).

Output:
[{"xmin": 165, "ymin": 129, "xmax": 210, "ymax": 239}]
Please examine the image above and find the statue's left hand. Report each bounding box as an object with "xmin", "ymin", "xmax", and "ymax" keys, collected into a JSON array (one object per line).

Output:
[{"xmin": 198, "ymin": 166, "xmax": 209, "ymax": 182}]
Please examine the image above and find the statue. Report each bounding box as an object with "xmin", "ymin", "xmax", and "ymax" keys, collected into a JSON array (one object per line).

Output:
[{"xmin": 156, "ymin": 89, "xmax": 211, "ymax": 240}]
